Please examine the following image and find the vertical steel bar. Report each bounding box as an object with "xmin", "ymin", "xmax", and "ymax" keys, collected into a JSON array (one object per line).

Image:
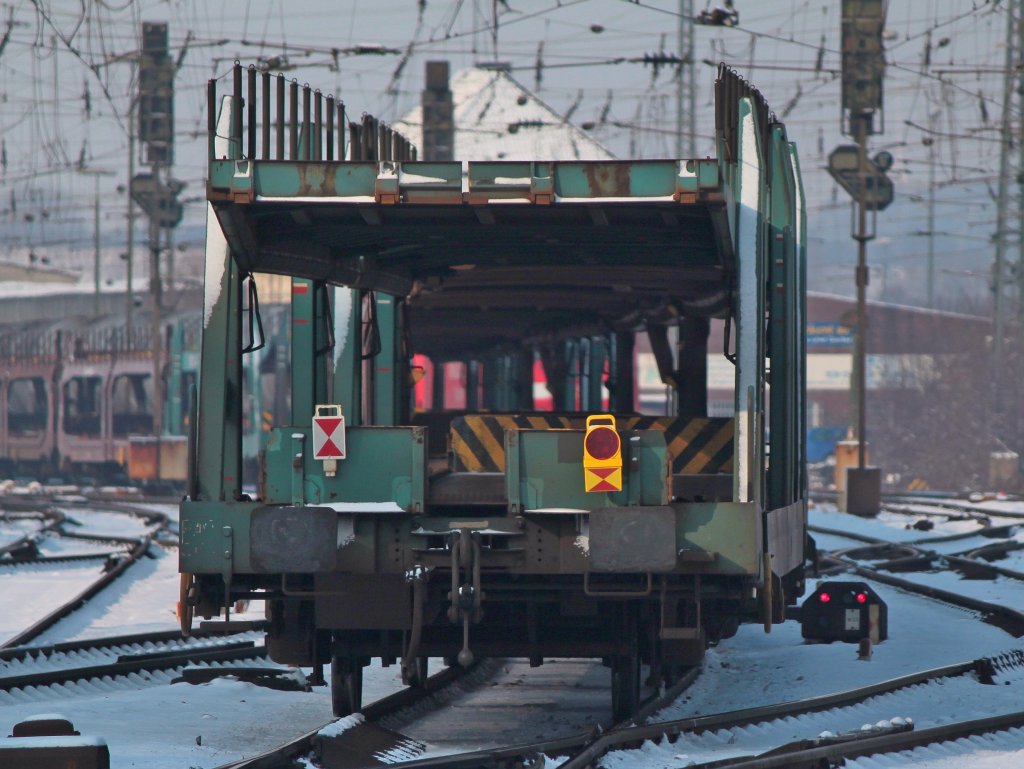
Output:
[
  {"xmin": 247, "ymin": 65, "xmax": 257, "ymax": 159},
  {"xmin": 276, "ymin": 74, "xmax": 285, "ymax": 159},
  {"xmin": 207, "ymin": 79, "xmax": 216, "ymax": 159},
  {"xmin": 339, "ymin": 102, "xmax": 347, "ymax": 160},
  {"xmin": 289, "ymin": 79, "xmax": 299, "ymax": 160},
  {"xmin": 325, "ymin": 95, "xmax": 335, "ymax": 161},
  {"xmin": 302, "ymin": 84, "xmax": 312, "ymax": 160},
  {"xmin": 314, "ymin": 90, "xmax": 323, "ymax": 160},
  {"xmin": 232, "ymin": 62, "xmax": 243, "ymax": 152},
  {"xmin": 363, "ymin": 114, "xmax": 375, "ymax": 160},
  {"xmin": 261, "ymin": 71, "xmax": 271, "ymax": 160},
  {"xmin": 349, "ymin": 122, "xmax": 359, "ymax": 161}
]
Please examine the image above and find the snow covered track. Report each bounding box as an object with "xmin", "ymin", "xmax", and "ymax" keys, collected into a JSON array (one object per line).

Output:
[
  {"xmin": 810, "ymin": 516, "xmax": 1024, "ymax": 637},
  {"xmin": 0, "ymin": 496, "xmax": 176, "ymax": 648},
  {"xmin": 681, "ymin": 712, "xmax": 1024, "ymax": 769},
  {"xmin": 213, "ymin": 660, "xmax": 486, "ymax": 769},
  {"xmin": 0, "ymin": 535, "xmax": 155, "ymax": 648},
  {"xmin": 551, "ymin": 652, "xmax": 1024, "ymax": 769},
  {"xmin": 0, "ymin": 631, "xmax": 268, "ymax": 700}
]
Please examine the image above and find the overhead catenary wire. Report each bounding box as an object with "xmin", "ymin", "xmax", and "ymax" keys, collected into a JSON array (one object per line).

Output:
[{"xmin": 0, "ymin": 0, "xmax": 1019, "ymax": 305}]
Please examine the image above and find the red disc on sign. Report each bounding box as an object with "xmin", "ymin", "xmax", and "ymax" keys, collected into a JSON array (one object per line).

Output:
[{"xmin": 585, "ymin": 426, "xmax": 620, "ymax": 460}]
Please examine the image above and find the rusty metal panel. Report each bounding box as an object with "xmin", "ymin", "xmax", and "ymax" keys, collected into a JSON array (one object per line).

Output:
[
  {"xmin": 250, "ymin": 505, "xmax": 337, "ymax": 572},
  {"xmin": 128, "ymin": 436, "xmax": 187, "ymax": 481},
  {"xmin": 589, "ymin": 506, "xmax": 677, "ymax": 573}
]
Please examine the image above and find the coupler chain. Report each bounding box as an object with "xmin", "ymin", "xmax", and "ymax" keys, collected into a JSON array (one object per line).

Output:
[{"xmin": 448, "ymin": 529, "xmax": 484, "ymax": 667}]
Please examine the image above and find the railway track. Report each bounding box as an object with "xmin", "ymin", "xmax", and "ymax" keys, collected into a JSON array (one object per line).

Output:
[
  {"xmin": 568, "ymin": 650, "xmax": 1024, "ymax": 769},
  {"xmin": 0, "ymin": 535, "xmax": 156, "ymax": 649},
  {"xmin": 8, "ymin": 494, "xmax": 1024, "ymax": 767},
  {"xmin": 216, "ymin": 643, "xmax": 1024, "ymax": 769},
  {"xmin": 0, "ymin": 628, "xmax": 272, "ymax": 700},
  {"xmin": 213, "ymin": 660, "xmax": 701, "ymax": 769},
  {"xmin": 0, "ymin": 497, "xmax": 177, "ymax": 648}
]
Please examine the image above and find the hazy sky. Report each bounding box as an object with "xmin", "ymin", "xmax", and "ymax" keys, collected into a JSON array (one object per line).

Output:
[{"xmin": 0, "ymin": 1, "xmax": 1016, "ymax": 307}]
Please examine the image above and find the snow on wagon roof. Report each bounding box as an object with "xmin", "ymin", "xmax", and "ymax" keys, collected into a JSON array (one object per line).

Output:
[{"xmin": 394, "ymin": 66, "xmax": 615, "ymax": 162}]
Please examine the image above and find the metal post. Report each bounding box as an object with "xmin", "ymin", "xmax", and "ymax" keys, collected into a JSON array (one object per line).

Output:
[
  {"xmin": 93, "ymin": 174, "xmax": 101, "ymax": 316},
  {"xmin": 854, "ymin": 115, "xmax": 869, "ymax": 471},
  {"xmin": 842, "ymin": 112, "xmax": 882, "ymax": 515},
  {"xmin": 276, "ymin": 75, "xmax": 285, "ymax": 160},
  {"xmin": 262, "ymin": 71, "xmax": 271, "ymax": 160},
  {"xmin": 993, "ymin": 0, "xmax": 1015, "ymax": 411},
  {"xmin": 247, "ymin": 65, "xmax": 257, "ymax": 159},
  {"xmin": 927, "ymin": 130, "xmax": 935, "ymax": 308},
  {"xmin": 326, "ymin": 95, "xmax": 335, "ymax": 161},
  {"xmin": 126, "ymin": 96, "xmax": 136, "ymax": 329},
  {"xmin": 150, "ymin": 163, "xmax": 164, "ymax": 480},
  {"xmin": 676, "ymin": 0, "xmax": 695, "ymax": 158},
  {"xmin": 1018, "ymin": 0, "xmax": 1024, "ymax": 325},
  {"xmin": 289, "ymin": 80, "xmax": 299, "ymax": 160}
]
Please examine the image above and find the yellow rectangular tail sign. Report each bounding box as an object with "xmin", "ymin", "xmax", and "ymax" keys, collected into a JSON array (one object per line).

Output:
[{"xmin": 583, "ymin": 414, "xmax": 623, "ymax": 492}]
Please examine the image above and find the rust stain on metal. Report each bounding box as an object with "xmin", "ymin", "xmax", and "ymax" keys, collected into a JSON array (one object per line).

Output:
[
  {"xmin": 583, "ymin": 163, "xmax": 632, "ymax": 197},
  {"xmin": 296, "ymin": 164, "xmax": 338, "ymax": 196}
]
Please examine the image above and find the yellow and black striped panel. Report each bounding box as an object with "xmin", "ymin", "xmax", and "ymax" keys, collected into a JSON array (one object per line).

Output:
[
  {"xmin": 450, "ymin": 414, "xmax": 734, "ymax": 475},
  {"xmin": 645, "ymin": 417, "xmax": 734, "ymax": 475},
  {"xmin": 450, "ymin": 415, "xmax": 575, "ymax": 472}
]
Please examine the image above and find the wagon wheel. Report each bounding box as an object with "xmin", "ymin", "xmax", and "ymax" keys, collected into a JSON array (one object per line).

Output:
[
  {"xmin": 177, "ymin": 573, "xmax": 195, "ymax": 636},
  {"xmin": 402, "ymin": 656, "xmax": 428, "ymax": 688},
  {"xmin": 331, "ymin": 655, "xmax": 364, "ymax": 717},
  {"xmin": 610, "ymin": 653, "xmax": 641, "ymax": 722},
  {"xmin": 610, "ymin": 610, "xmax": 641, "ymax": 722}
]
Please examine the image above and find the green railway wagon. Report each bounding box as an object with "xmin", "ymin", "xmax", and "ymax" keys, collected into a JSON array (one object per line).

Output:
[{"xmin": 179, "ymin": 65, "xmax": 808, "ymax": 720}]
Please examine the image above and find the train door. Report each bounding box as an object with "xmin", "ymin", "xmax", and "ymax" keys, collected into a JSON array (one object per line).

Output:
[
  {"xmin": 5, "ymin": 373, "xmax": 53, "ymax": 470},
  {"xmin": 59, "ymin": 368, "xmax": 107, "ymax": 469}
]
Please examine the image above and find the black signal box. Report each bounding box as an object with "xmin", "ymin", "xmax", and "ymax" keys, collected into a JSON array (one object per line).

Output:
[{"xmin": 801, "ymin": 580, "xmax": 887, "ymax": 643}]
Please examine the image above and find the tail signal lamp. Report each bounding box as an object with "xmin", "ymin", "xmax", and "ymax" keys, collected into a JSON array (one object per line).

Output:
[{"xmin": 583, "ymin": 414, "xmax": 622, "ymax": 493}]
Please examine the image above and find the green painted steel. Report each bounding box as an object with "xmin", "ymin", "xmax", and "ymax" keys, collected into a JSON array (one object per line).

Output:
[
  {"xmin": 731, "ymin": 96, "xmax": 766, "ymax": 507},
  {"xmin": 505, "ymin": 428, "xmax": 668, "ymax": 513},
  {"xmin": 263, "ymin": 425, "xmax": 426, "ymax": 511},
  {"xmin": 208, "ymin": 158, "xmax": 726, "ymax": 204},
  {"xmin": 768, "ymin": 125, "xmax": 801, "ymax": 511},
  {"xmin": 208, "ymin": 160, "xmax": 380, "ymax": 199},
  {"xmin": 180, "ymin": 500, "xmax": 255, "ymax": 573},
  {"xmin": 290, "ymin": 278, "xmax": 316, "ymax": 424},
  {"xmin": 165, "ymin": 320, "xmax": 184, "ymax": 434},
  {"xmin": 370, "ymin": 292, "xmax": 399, "ymax": 425},
  {"xmin": 675, "ymin": 501, "xmax": 761, "ymax": 574},
  {"xmin": 331, "ymin": 286, "xmax": 362, "ymax": 426}
]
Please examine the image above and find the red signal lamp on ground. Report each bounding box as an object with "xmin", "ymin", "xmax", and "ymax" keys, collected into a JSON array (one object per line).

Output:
[{"xmin": 802, "ymin": 581, "xmax": 887, "ymax": 644}]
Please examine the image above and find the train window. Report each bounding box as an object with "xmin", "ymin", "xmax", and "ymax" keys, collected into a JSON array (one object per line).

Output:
[
  {"xmin": 63, "ymin": 376, "xmax": 103, "ymax": 437},
  {"xmin": 7, "ymin": 377, "xmax": 47, "ymax": 436},
  {"xmin": 111, "ymin": 374, "xmax": 154, "ymax": 437}
]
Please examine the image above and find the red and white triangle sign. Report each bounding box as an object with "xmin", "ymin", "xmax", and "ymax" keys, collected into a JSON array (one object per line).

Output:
[{"xmin": 312, "ymin": 414, "xmax": 346, "ymax": 459}]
